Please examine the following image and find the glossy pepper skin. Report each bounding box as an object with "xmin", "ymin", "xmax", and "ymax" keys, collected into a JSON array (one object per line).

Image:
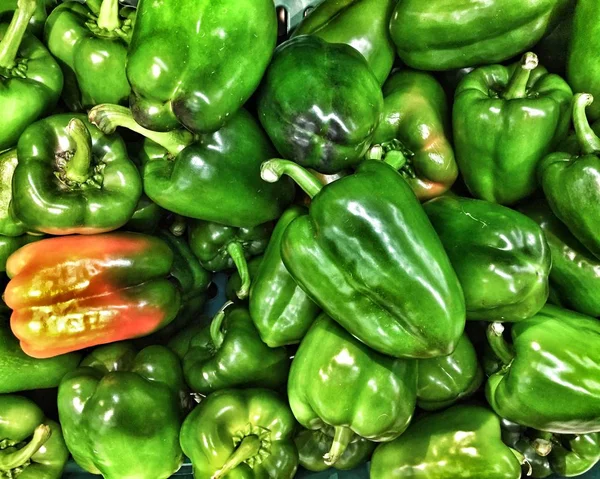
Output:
[
  {"xmin": 486, "ymin": 306, "xmax": 600, "ymax": 433},
  {"xmin": 58, "ymin": 343, "xmax": 185, "ymax": 479},
  {"xmin": 249, "ymin": 206, "xmax": 320, "ymax": 347},
  {"xmin": 0, "ymin": 394, "xmax": 69, "ymax": 479},
  {"xmin": 12, "ymin": 114, "xmax": 142, "ymax": 235},
  {"xmin": 289, "ymin": 315, "xmax": 417, "ymax": 466},
  {"xmin": 261, "ymin": 159, "xmax": 465, "ymax": 358},
  {"xmin": 0, "ymin": 0, "xmax": 63, "ymax": 151},
  {"xmin": 389, "ymin": 0, "xmax": 572, "ymax": 71},
  {"xmin": 291, "ymin": 0, "xmax": 396, "ymax": 85},
  {"xmin": 89, "ymin": 104, "xmax": 295, "ymax": 228},
  {"xmin": 4, "ymin": 233, "xmax": 181, "ymax": 358},
  {"xmin": 539, "ymin": 93, "xmax": 600, "ymax": 260},
  {"xmin": 257, "ymin": 35, "xmax": 383, "ymax": 174},
  {"xmin": 520, "ymin": 200, "xmax": 600, "ymax": 317},
  {"xmin": 180, "ymin": 388, "xmax": 298, "ymax": 479},
  {"xmin": 168, "ymin": 304, "xmax": 290, "ymax": 395},
  {"xmin": 44, "ymin": 0, "xmax": 132, "ymax": 111},
  {"xmin": 126, "ymin": 0, "xmax": 276, "ymax": 133},
  {"xmin": 424, "ymin": 196, "xmax": 551, "ymax": 322},
  {"xmin": 367, "ymin": 70, "xmax": 458, "ymax": 201},
  {"xmin": 370, "ymin": 405, "xmax": 523, "ymax": 479},
  {"xmin": 453, "ymin": 52, "xmax": 572, "ymax": 205}
]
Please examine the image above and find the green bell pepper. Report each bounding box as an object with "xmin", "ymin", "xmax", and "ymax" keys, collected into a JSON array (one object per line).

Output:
[
  {"xmin": 249, "ymin": 206, "xmax": 320, "ymax": 347},
  {"xmin": 12, "ymin": 114, "xmax": 142, "ymax": 235},
  {"xmin": 367, "ymin": 70, "xmax": 458, "ymax": 201},
  {"xmin": 423, "ymin": 195, "xmax": 551, "ymax": 321},
  {"xmin": 453, "ymin": 52, "xmax": 572, "ymax": 205},
  {"xmin": 89, "ymin": 104, "xmax": 295, "ymax": 228},
  {"xmin": 288, "ymin": 314, "xmax": 417, "ymax": 466},
  {"xmin": 486, "ymin": 306, "xmax": 600, "ymax": 433},
  {"xmin": 126, "ymin": 0, "xmax": 276, "ymax": 133},
  {"xmin": 257, "ymin": 35, "xmax": 383, "ymax": 174},
  {"xmin": 125, "ymin": 194, "xmax": 164, "ymax": 234},
  {"xmin": 0, "ymin": 394, "xmax": 68, "ymax": 479},
  {"xmin": 0, "ymin": 0, "xmax": 63, "ymax": 151},
  {"xmin": 44, "ymin": 0, "xmax": 132, "ymax": 111},
  {"xmin": 370, "ymin": 405, "xmax": 524, "ymax": 479},
  {"xmin": 180, "ymin": 388, "xmax": 298, "ymax": 479},
  {"xmin": 291, "ymin": 0, "xmax": 396, "ymax": 85},
  {"xmin": 226, "ymin": 256, "xmax": 262, "ymax": 304},
  {"xmin": 389, "ymin": 0, "xmax": 572, "ymax": 71},
  {"xmin": 261, "ymin": 159, "xmax": 465, "ymax": 358},
  {"xmin": 539, "ymin": 93, "xmax": 600, "ymax": 260},
  {"xmin": 58, "ymin": 342, "xmax": 186, "ymax": 479}
]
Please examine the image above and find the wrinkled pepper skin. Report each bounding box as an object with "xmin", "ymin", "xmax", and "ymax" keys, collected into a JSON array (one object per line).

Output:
[
  {"xmin": 249, "ymin": 206, "xmax": 320, "ymax": 348},
  {"xmin": 257, "ymin": 35, "xmax": 383, "ymax": 174},
  {"xmin": 521, "ymin": 200, "xmax": 600, "ymax": 317},
  {"xmin": 288, "ymin": 315, "xmax": 417, "ymax": 466},
  {"xmin": 0, "ymin": 394, "xmax": 69, "ymax": 479},
  {"xmin": 453, "ymin": 52, "xmax": 572, "ymax": 205},
  {"xmin": 389, "ymin": 0, "xmax": 572, "ymax": 71},
  {"xmin": 4, "ymin": 233, "xmax": 181, "ymax": 358},
  {"xmin": 262, "ymin": 159, "xmax": 465, "ymax": 358},
  {"xmin": 370, "ymin": 405, "xmax": 523, "ymax": 479},
  {"xmin": 486, "ymin": 305, "xmax": 600, "ymax": 433},
  {"xmin": 424, "ymin": 196, "xmax": 551, "ymax": 322},
  {"xmin": 180, "ymin": 388, "xmax": 298, "ymax": 479},
  {"xmin": 58, "ymin": 343, "xmax": 185, "ymax": 479},
  {"xmin": 44, "ymin": 0, "xmax": 132, "ymax": 111},
  {"xmin": 126, "ymin": 0, "xmax": 276, "ymax": 133},
  {"xmin": 291, "ymin": 0, "xmax": 396, "ymax": 85},
  {"xmin": 368, "ymin": 70, "xmax": 458, "ymax": 200},
  {"xmin": 13, "ymin": 114, "xmax": 142, "ymax": 235}
]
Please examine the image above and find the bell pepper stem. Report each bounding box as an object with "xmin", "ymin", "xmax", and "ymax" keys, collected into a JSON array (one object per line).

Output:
[
  {"xmin": 573, "ymin": 93, "xmax": 600, "ymax": 154},
  {"xmin": 227, "ymin": 242, "xmax": 250, "ymax": 300},
  {"xmin": 169, "ymin": 215, "xmax": 187, "ymax": 237},
  {"xmin": 0, "ymin": 424, "xmax": 51, "ymax": 470},
  {"xmin": 64, "ymin": 118, "xmax": 93, "ymax": 183},
  {"xmin": 212, "ymin": 435, "xmax": 261, "ymax": 479},
  {"xmin": 383, "ymin": 150, "xmax": 407, "ymax": 170},
  {"xmin": 97, "ymin": 0, "xmax": 120, "ymax": 31},
  {"xmin": 88, "ymin": 104, "xmax": 194, "ymax": 157},
  {"xmin": 261, "ymin": 159, "xmax": 323, "ymax": 199},
  {"xmin": 533, "ymin": 437, "xmax": 553, "ymax": 457},
  {"xmin": 487, "ymin": 322, "xmax": 515, "ymax": 366},
  {"xmin": 86, "ymin": 0, "xmax": 102, "ymax": 15},
  {"xmin": 323, "ymin": 426, "xmax": 354, "ymax": 466},
  {"xmin": 210, "ymin": 301, "xmax": 233, "ymax": 349},
  {"xmin": 0, "ymin": 0, "xmax": 36, "ymax": 70},
  {"xmin": 503, "ymin": 52, "xmax": 538, "ymax": 100}
]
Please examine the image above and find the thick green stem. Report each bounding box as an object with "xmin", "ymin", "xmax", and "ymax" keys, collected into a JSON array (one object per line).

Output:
[
  {"xmin": 210, "ymin": 301, "xmax": 233, "ymax": 349},
  {"xmin": 0, "ymin": 424, "xmax": 51, "ymax": 470},
  {"xmin": 261, "ymin": 159, "xmax": 323, "ymax": 199},
  {"xmin": 487, "ymin": 322, "xmax": 515, "ymax": 366},
  {"xmin": 88, "ymin": 104, "xmax": 193, "ymax": 157},
  {"xmin": 97, "ymin": 0, "xmax": 120, "ymax": 31},
  {"xmin": 323, "ymin": 426, "xmax": 354, "ymax": 466},
  {"xmin": 212, "ymin": 435, "xmax": 261, "ymax": 479},
  {"xmin": 504, "ymin": 52, "xmax": 538, "ymax": 100},
  {"xmin": 86, "ymin": 0, "xmax": 103, "ymax": 15},
  {"xmin": 227, "ymin": 242, "xmax": 250, "ymax": 300},
  {"xmin": 573, "ymin": 93, "xmax": 600, "ymax": 154},
  {"xmin": 0, "ymin": 0, "xmax": 36, "ymax": 70},
  {"xmin": 383, "ymin": 150, "xmax": 407, "ymax": 170},
  {"xmin": 64, "ymin": 118, "xmax": 93, "ymax": 183}
]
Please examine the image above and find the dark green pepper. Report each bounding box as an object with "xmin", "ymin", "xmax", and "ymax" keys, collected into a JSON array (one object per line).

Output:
[{"xmin": 124, "ymin": 195, "xmax": 164, "ymax": 234}]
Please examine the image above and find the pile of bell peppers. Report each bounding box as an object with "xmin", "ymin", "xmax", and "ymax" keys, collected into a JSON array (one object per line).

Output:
[{"xmin": 1, "ymin": 0, "xmax": 600, "ymax": 478}]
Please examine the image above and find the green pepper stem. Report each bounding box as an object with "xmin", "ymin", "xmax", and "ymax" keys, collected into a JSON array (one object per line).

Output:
[
  {"xmin": 86, "ymin": 0, "xmax": 103, "ymax": 15},
  {"xmin": 503, "ymin": 52, "xmax": 538, "ymax": 100},
  {"xmin": 323, "ymin": 426, "xmax": 354, "ymax": 466},
  {"xmin": 573, "ymin": 93, "xmax": 600, "ymax": 154},
  {"xmin": 261, "ymin": 159, "xmax": 323, "ymax": 199},
  {"xmin": 212, "ymin": 435, "xmax": 261, "ymax": 479},
  {"xmin": 533, "ymin": 437, "xmax": 553, "ymax": 457},
  {"xmin": 64, "ymin": 118, "xmax": 93, "ymax": 183},
  {"xmin": 97, "ymin": 0, "xmax": 120, "ymax": 31},
  {"xmin": 487, "ymin": 322, "xmax": 515, "ymax": 366},
  {"xmin": 227, "ymin": 242, "xmax": 250, "ymax": 300},
  {"xmin": 0, "ymin": 424, "xmax": 51, "ymax": 470},
  {"xmin": 88, "ymin": 104, "xmax": 193, "ymax": 157},
  {"xmin": 210, "ymin": 301, "xmax": 233, "ymax": 349},
  {"xmin": 0, "ymin": 0, "xmax": 36, "ymax": 70},
  {"xmin": 383, "ymin": 150, "xmax": 407, "ymax": 170},
  {"xmin": 169, "ymin": 215, "xmax": 186, "ymax": 237}
]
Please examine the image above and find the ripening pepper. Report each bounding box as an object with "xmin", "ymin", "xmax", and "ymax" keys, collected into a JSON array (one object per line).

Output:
[
  {"xmin": 180, "ymin": 388, "xmax": 298, "ymax": 479},
  {"xmin": 424, "ymin": 196, "xmax": 551, "ymax": 322},
  {"xmin": 261, "ymin": 159, "xmax": 465, "ymax": 358},
  {"xmin": 4, "ymin": 233, "xmax": 181, "ymax": 358},
  {"xmin": 257, "ymin": 35, "xmax": 383, "ymax": 174},
  {"xmin": 89, "ymin": 104, "xmax": 295, "ymax": 228},
  {"xmin": 126, "ymin": 0, "xmax": 276, "ymax": 133},
  {"xmin": 453, "ymin": 52, "xmax": 572, "ymax": 205},
  {"xmin": 58, "ymin": 343, "xmax": 186, "ymax": 479}
]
